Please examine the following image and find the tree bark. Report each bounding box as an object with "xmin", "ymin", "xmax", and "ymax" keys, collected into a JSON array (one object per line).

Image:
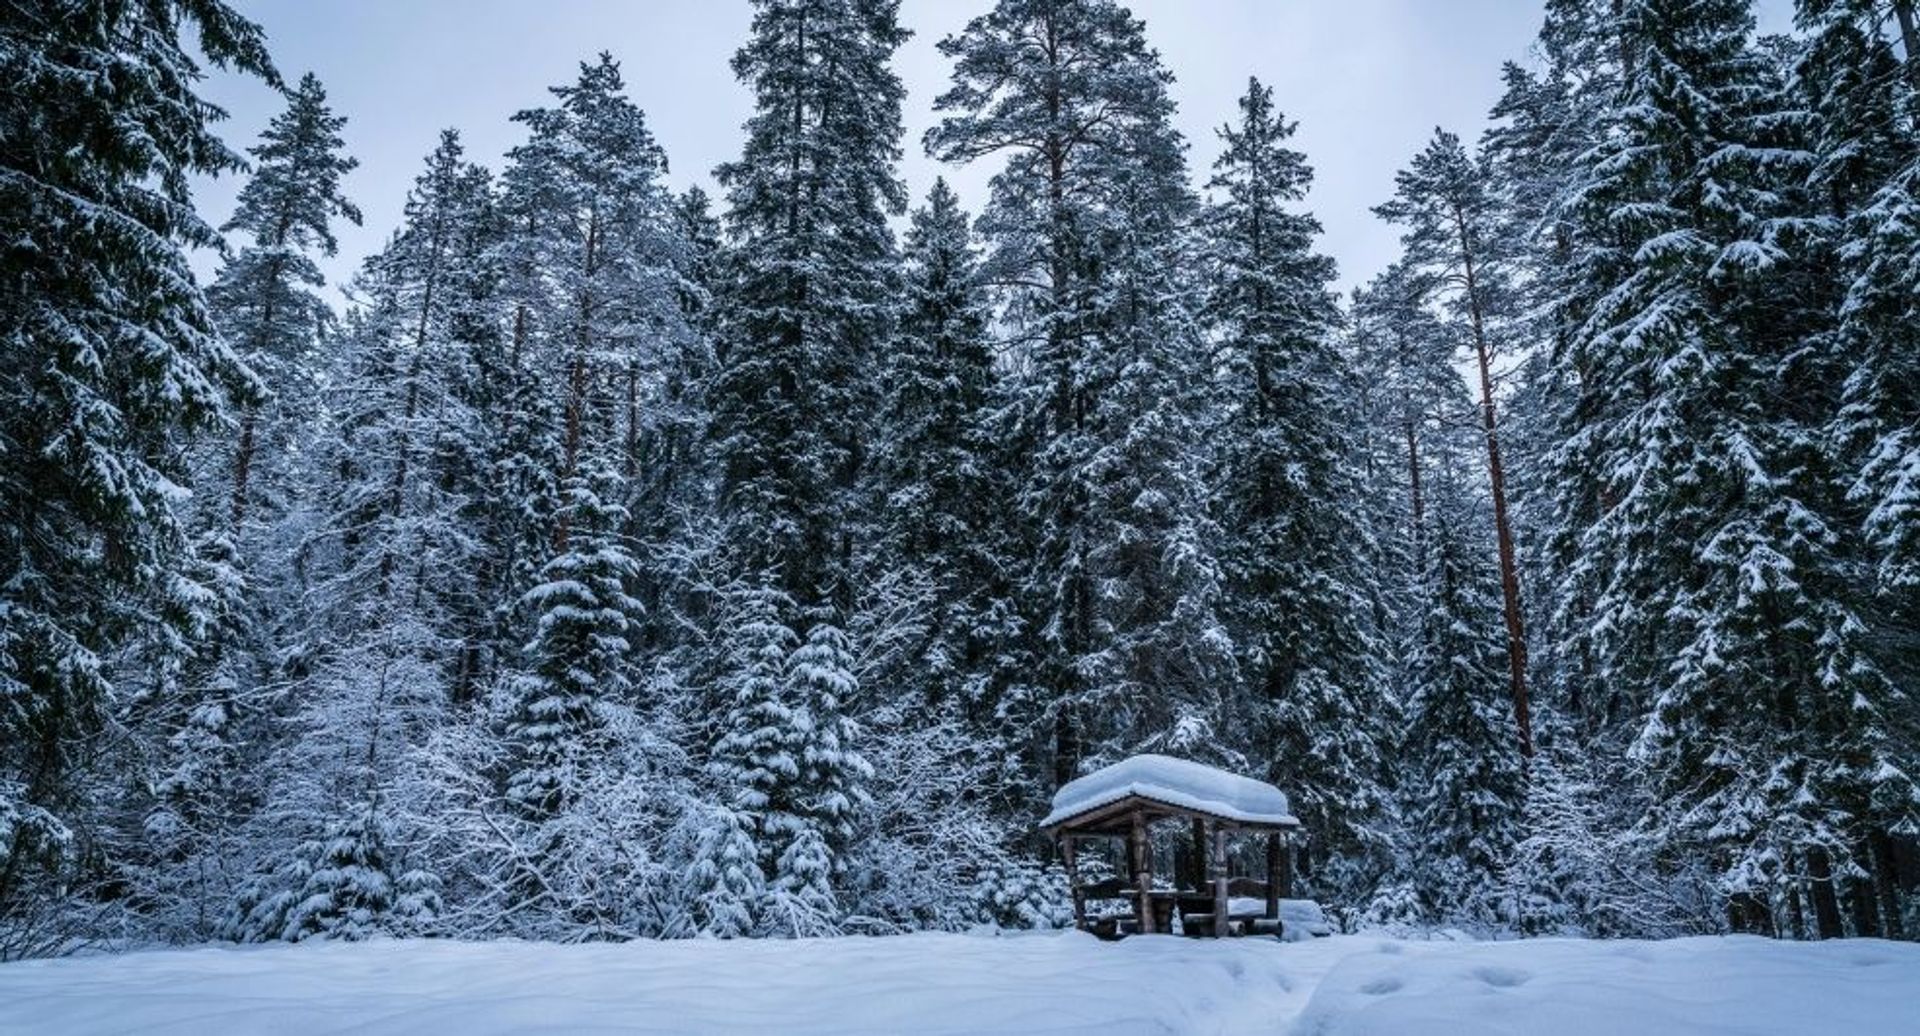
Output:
[
  {"xmin": 230, "ymin": 251, "xmax": 287, "ymax": 528},
  {"xmin": 1211, "ymin": 825, "xmax": 1229, "ymax": 938},
  {"xmin": 1131, "ymin": 811, "xmax": 1153, "ymax": 935},
  {"xmin": 1061, "ymin": 837, "xmax": 1086, "ymax": 932},
  {"xmin": 1870, "ymin": 829, "xmax": 1906, "ymax": 940},
  {"xmin": 1454, "ymin": 209, "xmax": 1533, "ymax": 760},
  {"xmin": 1894, "ymin": 0, "xmax": 1920, "ymax": 93},
  {"xmin": 1806, "ymin": 847, "xmax": 1845, "ymax": 940},
  {"xmin": 1265, "ymin": 833, "xmax": 1282, "ymax": 919}
]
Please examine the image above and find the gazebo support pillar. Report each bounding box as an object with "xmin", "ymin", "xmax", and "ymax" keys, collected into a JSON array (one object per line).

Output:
[
  {"xmin": 1211, "ymin": 824, "xmax": 1230, "ymax": 938},
  {"xmin": 1277, "ymin": 833, "xmax": 1295, "ymax": 900},
  {"xmin": 1130, "ymin": 810, "xmax": 1153, "ymax": 934},
  {"xmin": 1188, "ymin": 817, "xmax": 1207, "ymax": 891},
  {"xmin": 1265, "ymin": 832, "xmax": 1282, "ymax": 920},
  {"xmin": 1061, "ymin": 836, "xmax": 1086, "ymax": 932}
]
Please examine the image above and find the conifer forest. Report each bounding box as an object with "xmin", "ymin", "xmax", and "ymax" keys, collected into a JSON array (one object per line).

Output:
[{"xmin": 2, "ymin": 0, "xmax": 1918, "ymax": 961}]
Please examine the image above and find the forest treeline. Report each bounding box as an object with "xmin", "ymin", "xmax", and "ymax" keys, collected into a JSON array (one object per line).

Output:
[{"xmin": 1, "ymin": 0, "xmax": 1915, "ymax": 955}]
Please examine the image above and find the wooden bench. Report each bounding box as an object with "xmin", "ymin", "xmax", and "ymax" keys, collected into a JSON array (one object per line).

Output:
[
  {"xmin": 1175, "ymin": 880, "xmax": 1286, "ymax": 938},
  {"xmin": 1078, "ymin": 878, "xmax": 1139, "ymax": 940}
]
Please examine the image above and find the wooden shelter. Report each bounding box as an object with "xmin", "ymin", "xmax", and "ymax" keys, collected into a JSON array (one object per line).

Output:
[{"xmin": 1040, "ymin": 755, "xmax": 1300, "ymax": 939}]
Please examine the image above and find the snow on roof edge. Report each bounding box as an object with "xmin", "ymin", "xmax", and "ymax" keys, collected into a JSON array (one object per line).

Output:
[{"xmin": 1040, "ymin": 754, "xmax": 1299, "ymax": 829}]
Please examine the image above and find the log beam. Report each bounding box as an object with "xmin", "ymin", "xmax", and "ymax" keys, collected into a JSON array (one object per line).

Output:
[{"xmin": 1131, "ymin": 810, "xmax": 1154, "ymax": 934}]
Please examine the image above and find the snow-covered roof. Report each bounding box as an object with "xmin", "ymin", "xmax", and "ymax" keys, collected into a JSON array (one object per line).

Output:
[{"xmin": 1041, "ymin": 754, "xmax": 1299, "ymax": 829}]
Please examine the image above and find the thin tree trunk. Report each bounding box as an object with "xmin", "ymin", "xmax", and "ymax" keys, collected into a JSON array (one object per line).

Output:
[
  {"xmin": 556, "ymin": 212, "xmax": 601, "ymax": 551},
  {"xmin": 1454, "ymin": 209, "xmax": 1533, "ymax": 760},
  {"xmin": 1806, "ymin": 847, "xmax": 1845, "ymax": 939},
  {"xmin": 230, "ymin": 251, "xmax": 287, "ymax": 527},
  {"xmin": 1847, "ymin": 844, "xmax": 1881, "ymax": 937},
  {"xmin": 624, "ymin": 358, "xmax": 640, "ymax": 480},
  {"xmin": 1786, "ymin": 878, "xmax": 1807, "ymax": 940},
  {"xmin": 1404, "ymin": 418, "xmax": 1424, "ymax": 534},
  {"xmin": 1870, "ymin": 829, "xmax": 1906, "ymax": 940}
]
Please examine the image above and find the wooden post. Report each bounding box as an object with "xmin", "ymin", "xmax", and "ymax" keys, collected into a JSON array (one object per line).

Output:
[
  {"xmin": 1189, "ymin": 817, "xmax": 1207, "ymax": 891},
  {"xmin": 1131, "ymin": 811, "xmax": 1154, "ymax": 934},
  {"xmin": 1265, "ymin": 832, "xmax": 1282, "ymax": 920},
  {"xmin": 1061, "ymin": 836, "xmax": 1086, "ymax": 932},
  {"xmin": 1212, "ymin": 825, "xmax": 1230, "ymax": 938},
  {"xmin": 1277, "ymin": 832, "xmax": 1294, "ymax": 899}
]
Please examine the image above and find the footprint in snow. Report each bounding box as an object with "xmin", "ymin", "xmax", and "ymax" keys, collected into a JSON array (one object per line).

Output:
[
  {"xmin": 1472, "ymin": 966, "xmax": 1531, "ymax": 989},
  {"xmin": 1359, "ymin": 977, "xmax": 1404, "ymax": 996}
]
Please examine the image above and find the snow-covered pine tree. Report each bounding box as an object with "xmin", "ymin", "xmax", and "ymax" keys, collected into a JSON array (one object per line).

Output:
[
  {"xmin": 134, "ymin": 73, "xmax": 363, "ymax": 943},
  {"xmin": 0, "ymin": 0, "xmax": 274, "ymax": 944},
  {"xmin": 1203, "ymin": 77, "xmax": 1390, "ymax": 885},
  {"xmin": 487, "ymin": 452, "xmax": 670, "ymax": 939},
  {"xmin": 229, "ymin": 801, "xmax": 439, "ymax": 943},
  {"xmin": 231, "ymin": 132, "xmax": 492, "ymax": 940},
  {"xmin": 501, "ymin": 54, "xmax": 685, "ymax": 495},
  {"xmin": 1479, "ymin": 6, "xmax": 1628, "ymax": 739},
  {"xmin": 677, "ymin": 802, "xmax": 765, "ymax": 938},
  {"xmin": 505, "ymin": 456, "xmax": 643, "ymax": 821},
  {"xmin": 708, "ymin": 578, "xmax": 872, "ymax": 936},
  {"xmin": 625, "ymin": 186, "xmax": 720, "ymax": 663},
  {"xmin": 1549, "ymin": 0, "xmax": 1918, "ymax": 937},
  {"xmin": 1791, "ymin": 0, "xmax": 1920, "ymax": 936},
  {"xmin": 484, "ymin": 55, "xmax": 688, "ymax": 710},
  {"xmin": 1075, "ymin": 112, "xmax": 1239, "ymax": 770},
  {"xmin": 207, "ymin": 72, "xmax": 362, "ymax": 528},
  {"xmin": 928, "ymin": 0, "xmax": 1233, "ymax": 797},
  {"xmin": 1394, "ymin": 445, "xmax": 1525, "ymax": 927},
  {"xmin": 1374, "ymin": 129, "xmax": 1535, "ymax": 763},
  {"xmin": 709, "ymin": 0, "xmax": 908, "ymax": 612},
  {"xmin": 871, "ymin": 179, "xmax": 1009, "ymax": 716}
]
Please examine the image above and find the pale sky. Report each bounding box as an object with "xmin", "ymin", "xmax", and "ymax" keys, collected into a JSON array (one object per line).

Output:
[{"xmin": 191, "ymin": 0, "xmax": 1793, "ymax": 297}]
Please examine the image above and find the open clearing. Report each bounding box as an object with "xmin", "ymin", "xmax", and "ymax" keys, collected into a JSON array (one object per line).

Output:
[{"xmin": 1, "ymin": 930, "xmax": 1915, "ymax": 1034}]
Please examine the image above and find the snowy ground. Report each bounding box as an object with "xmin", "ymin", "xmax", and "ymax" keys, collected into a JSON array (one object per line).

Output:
[{"xmin": 1, "ymin": 930, "xmax": 1915, "ymax": 1035}]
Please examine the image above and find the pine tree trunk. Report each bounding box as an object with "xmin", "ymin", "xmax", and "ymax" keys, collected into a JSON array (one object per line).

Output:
[
  {"xmin": 624, "ymin": 358, "xmax": 639, "ymax": 480},
  {"xmin": 1454, "ymin": 209, "xmax": 1533, "ymax": 760},
  {"xmin": 1847, "ymin": 845, "xmax": 1881, "ymax": 937},
  {"xmin": 1870, "ymin": 829, "xmax": 1906, "ymax": 940},
  {"xmin": 230, "ymin": 251, "xmax": 287, "ymax": 527},
  {"xmin": 1806, "ymin": 847, "xmax": 1845, "ymax": 939},
  {"xmin": 1040, "ymin": 12, "xmax": 1084, "ymax": 793},
  {"xmin": 1404, "ymin": 418, "xmax": 1424, "ymax": 534}
]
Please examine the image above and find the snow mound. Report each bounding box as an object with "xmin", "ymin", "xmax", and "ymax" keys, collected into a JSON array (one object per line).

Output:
[
  {"xmin": 1290, "ymin": 934, "xmax": 1920, "ymax": 1036},
  {"xmin": 1042, "ymin": 754, "xmax": 1299, "ymax": 828}
]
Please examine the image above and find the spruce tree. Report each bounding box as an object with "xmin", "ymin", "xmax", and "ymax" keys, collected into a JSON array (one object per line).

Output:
[
  {"xmin": 709, "ymin": 581, "xmax": 871, "ymax": 934},
  {"xmin": 1794, "ymin": 0, "xmax": 1920, "ymax": 935},
  {"xmin": 1204, "ymin": 78, "xmax": 1388, "ymax": 874},
  {"xmin": 1397, "ymin": 455, "xmax": 1525, "ymax": 925},
  {"xmin": 928, "ymin": 0, "xmax": 1233, "ymax": 794},
  {"xmin": 0, "ymin": 0, "xmax": 274, "ymax": 929},
  {"xmin": 207, "ymin": 72, "xmax": 361, "ymax": 527},
  {"xmin": 1551, "ymin": 0, "xmax": 1918, "ymax": 933},
  {"xmin": 502, "ymin": 54, "xmax": 684, "ymax": 492},
  {"xmin": 710, "ymin": 0, "xmax": 909, "ymax": 611},
  {"xmin": 138, "ymin": 74, "xmax": 362, "ymax": 940},
  {"xmin": 873, "ymin": 179, "xmax": 1007, "ymax": 714},
  {"xmin": 1375, "ymin": 128, "xmax": 1535, "ymax": 761},
  {"xmin": 233, "ymin": 133, "xmax": 492, "ymax": 943}
]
